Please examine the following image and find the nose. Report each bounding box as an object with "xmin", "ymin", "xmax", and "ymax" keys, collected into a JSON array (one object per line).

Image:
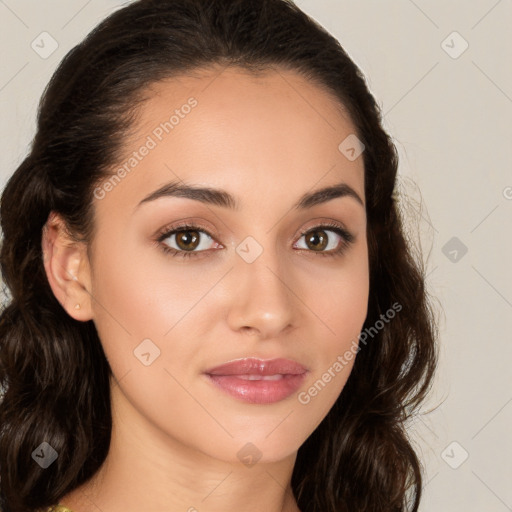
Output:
[{"xmin": 225, "ymin": 245, "xmax": 297, "ymax": 340}]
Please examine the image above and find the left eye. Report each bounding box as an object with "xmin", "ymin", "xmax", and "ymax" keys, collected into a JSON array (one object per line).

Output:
[{"xmin": 294, "ymin": 227, "xmax": 347, "ymax": 252}]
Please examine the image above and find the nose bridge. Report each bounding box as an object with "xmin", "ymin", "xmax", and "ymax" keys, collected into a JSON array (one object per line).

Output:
[{"xmin": 226, "ymin": 234, "xmax": 296, "ymax": 338}]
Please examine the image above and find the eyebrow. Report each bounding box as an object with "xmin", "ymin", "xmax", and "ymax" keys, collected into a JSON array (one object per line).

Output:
[{"xmin": 136, "ymin": 180, "xmax": 365, "ymax": 211}]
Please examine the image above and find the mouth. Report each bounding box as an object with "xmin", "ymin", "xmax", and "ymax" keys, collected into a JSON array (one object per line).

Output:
[{"xmin": 203, "ymin": 357, "xmax": 309, "ymax": 404}]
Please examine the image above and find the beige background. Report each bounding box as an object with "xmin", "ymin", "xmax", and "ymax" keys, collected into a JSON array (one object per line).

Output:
[{"xmin": 1, "ymin": 1, "xmax": 511, "ymax": 510}]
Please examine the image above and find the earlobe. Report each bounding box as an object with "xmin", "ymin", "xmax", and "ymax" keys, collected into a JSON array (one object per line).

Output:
[{"xmin": 41, "ymin": 211, "xmax": 93, "ymax": 322}]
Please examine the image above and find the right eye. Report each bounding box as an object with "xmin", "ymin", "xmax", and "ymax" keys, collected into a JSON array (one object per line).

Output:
[{"xmin": 157, "ymin": 224, "xmax": 221, "ymax": 259}]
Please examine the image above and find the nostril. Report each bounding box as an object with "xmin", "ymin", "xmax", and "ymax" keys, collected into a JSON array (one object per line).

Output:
[{"xmin": 241, "ymin": 326, "xmax": 258, "ymax": 335}]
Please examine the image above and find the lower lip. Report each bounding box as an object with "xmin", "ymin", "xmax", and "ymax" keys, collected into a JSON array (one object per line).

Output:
[{"xmin": 205, "ymin": 373, "xmax": 308, "ymax": 404}]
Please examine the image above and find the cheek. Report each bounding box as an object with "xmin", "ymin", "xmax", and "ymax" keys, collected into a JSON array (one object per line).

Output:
[
  {"xmin": 88, "ymin": 234, "xmax": 219, "ymax": 377},
  {"xmin": 304, "ymin": 247, "xmax": 369, "ymax": 395},
  {"xmin": 295, "ymin": 266, "xmax": 368, "ymax": 432},
  {"xmin": 313, "ymin": 246, "xmax": 369, "ymax": 346},
  {"xmin": 88, "ymin": 233, "xmax": 165, "ymax": 376}
]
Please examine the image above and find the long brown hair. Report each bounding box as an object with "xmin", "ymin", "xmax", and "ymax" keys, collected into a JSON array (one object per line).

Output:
[{"xmin": 0, "ymin": 1, "xmax": 438, "ymax": 510}]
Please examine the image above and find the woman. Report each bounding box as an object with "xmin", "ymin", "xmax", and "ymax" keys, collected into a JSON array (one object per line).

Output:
[{"xmin": 0, "ymin": 0, "xmax": 438, "ymax": 511}]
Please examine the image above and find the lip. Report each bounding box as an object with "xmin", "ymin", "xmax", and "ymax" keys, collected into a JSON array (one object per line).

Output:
[{"xmin": 204, "ymin": 357, "xmax": 309, "ymax": 404}]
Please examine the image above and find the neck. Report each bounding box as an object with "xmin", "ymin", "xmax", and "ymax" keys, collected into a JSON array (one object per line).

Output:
[{"xmin": 59, "ymin": 384, "xmax": 302, "ymax": 512}]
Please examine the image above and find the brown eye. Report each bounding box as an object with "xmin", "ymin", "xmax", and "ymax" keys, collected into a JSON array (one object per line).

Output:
[
  {"xmin": 174, "ymin": 230, "xmax": 201, "ymax": 251},
  {"xmin": 304, "ymin": 229, "xmax": 329, "ymax": 251},
  {"xmin": 159, "ymin": 225, "xmax": 217, "ymax": 257},
  {"xmin": 294, "ymin": 224, "xmax": 355, "ymax": 257}
]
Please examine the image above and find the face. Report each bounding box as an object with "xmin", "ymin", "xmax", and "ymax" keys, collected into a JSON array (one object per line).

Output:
[{"xmin": 86, "ymin": 66, "xmax": 369, "ymax": 464}]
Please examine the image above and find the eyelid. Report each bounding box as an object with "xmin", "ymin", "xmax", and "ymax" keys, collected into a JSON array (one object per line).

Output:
[
  {"xmin": 155, "ymin": 220, "xmax": 217, "ymax": 242},
  {"xmin": 296, "ymin": 220, "xmax": 354, "ymax": 243}
]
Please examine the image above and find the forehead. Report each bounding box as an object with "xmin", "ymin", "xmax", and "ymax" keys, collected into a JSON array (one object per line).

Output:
[{"xmin": 96, "ymin": 65, "xmax": 365, "ymax": 215}]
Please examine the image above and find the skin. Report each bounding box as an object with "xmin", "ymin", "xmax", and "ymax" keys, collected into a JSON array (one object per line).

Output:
[{"xmin": 43, "ymin": 65, "xmax": 369, "ymax": 512}]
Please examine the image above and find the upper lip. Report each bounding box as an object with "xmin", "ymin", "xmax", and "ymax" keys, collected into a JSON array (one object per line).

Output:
[{"xmin": 205, "ymin": 357, "xmax": 308, "ymax": 376}]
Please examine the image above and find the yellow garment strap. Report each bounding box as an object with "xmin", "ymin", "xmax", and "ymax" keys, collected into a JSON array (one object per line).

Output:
[{"xmin": 47, "ymin": 505, "xmax": 74, "ymax": 512}]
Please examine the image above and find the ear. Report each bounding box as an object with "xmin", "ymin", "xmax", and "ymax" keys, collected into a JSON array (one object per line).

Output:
[{"xmin": 41, "ymin": 211, "xmax": 93, "ymax": 322}]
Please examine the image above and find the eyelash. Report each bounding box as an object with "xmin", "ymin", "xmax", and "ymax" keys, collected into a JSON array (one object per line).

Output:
[{"xmin": 155, "ymin": 221, "xmax": 355, "ymax": 259}]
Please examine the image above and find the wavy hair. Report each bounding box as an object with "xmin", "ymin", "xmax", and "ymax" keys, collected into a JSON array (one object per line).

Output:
[{"xmin": 0, "ymin": 0, "xmax": 439, "ymax": 510}]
